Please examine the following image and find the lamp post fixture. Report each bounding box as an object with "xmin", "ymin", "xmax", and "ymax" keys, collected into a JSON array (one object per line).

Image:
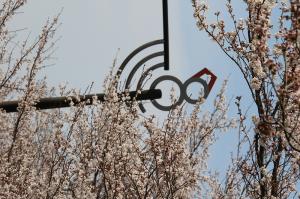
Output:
[{"xmin": 0, "ymin": 0, "xmax": 217, "ymax": 113}]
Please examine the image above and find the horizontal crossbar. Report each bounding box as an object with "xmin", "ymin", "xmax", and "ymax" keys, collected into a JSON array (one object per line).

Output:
[{"xmin": 0, "ymin": 89, "xmax": 162, "ymax": 113}]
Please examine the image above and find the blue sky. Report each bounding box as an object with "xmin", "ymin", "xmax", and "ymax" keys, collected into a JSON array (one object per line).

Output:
[{"xmin": 11, "ymin": 0, "xmax": 254, "ymax": 176}]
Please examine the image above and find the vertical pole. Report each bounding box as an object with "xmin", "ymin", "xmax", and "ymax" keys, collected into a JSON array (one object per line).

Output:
[{"xmin": 162, "ymin": 0, "xmax": 169, "ymax": 71}]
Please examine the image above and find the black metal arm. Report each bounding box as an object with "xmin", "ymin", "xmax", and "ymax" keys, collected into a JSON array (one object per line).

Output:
[{"xmin": 0, "ymin": 89, "xmax": 162, "ymax": 113}]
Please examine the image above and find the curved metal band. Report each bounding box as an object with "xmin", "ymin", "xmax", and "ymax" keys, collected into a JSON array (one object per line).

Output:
[
  {"xmin": 116, "ymin": 40, "xmax": 164, "ymax": 78},
  {"xmin": 125, "ymin": 51, "xmax": 164, "ymax": 89},
  {"xmin": 136, "ymin": 62, "xmax": 165, "ymax": 112},
  {"xmin": 136, "ymin": 62, "xmax": 165, "ymax": 91}
]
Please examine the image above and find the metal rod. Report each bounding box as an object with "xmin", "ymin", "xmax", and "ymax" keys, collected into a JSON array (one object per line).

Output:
[
  {"xmin": 162, "ymin": 0, "xmax": 169, "ymax": 71},
  {"xmin": 0, "ymin": 89, "xmax": 162, "ymax": 113}
]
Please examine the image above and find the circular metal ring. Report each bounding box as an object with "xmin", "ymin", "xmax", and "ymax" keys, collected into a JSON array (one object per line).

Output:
[
  {"xmin": 150, "ymin": 75, "xmax": 184, "ymax": 111},
  {"xmin": 183, "ymin": 78, "xmax": 209, "ymax": 104}
]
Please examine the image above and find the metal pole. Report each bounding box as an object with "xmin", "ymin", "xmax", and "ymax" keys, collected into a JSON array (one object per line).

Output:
[
  {"xmin": 0, "ymin": 89, "xmax": 162, "ymax": 113},
  {"xmin": 162, "ymin": 0, "xmax": 169, "ymax": 70}
]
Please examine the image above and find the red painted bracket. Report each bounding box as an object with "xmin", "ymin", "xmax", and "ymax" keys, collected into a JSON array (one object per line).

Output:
[{"xmin": 192, "ymin": 68, "xmax": 217, "ymax": 92}]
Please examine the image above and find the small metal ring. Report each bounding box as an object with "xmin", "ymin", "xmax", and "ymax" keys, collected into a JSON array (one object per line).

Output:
[
  {"xmin": 150, "ymin": 75, "xmax": 184, "ymax": 111},
  {"xmin": 183, "ymin": 78, "xmax": 209, "ymax": 104}
]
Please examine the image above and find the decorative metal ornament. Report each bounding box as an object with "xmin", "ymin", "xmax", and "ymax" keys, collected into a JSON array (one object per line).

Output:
[
  {"xmin": 117, "ymin": 54, "xmax": 217, "ymax": 112},
  {"xmin": 0, "ymin": 0, "xmax": 217, "ymax": 113},
  {"xmin": 116, "ymin": 0, "xmax": 217, "ymax": 112}
]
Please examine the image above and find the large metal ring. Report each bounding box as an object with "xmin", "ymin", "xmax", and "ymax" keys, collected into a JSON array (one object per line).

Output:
[
  {"xmin": 183, "ymin": 78, "xmax": 209, "ymax": 104},
  {"xmin": 150, "ymin": 75, "xmax": 184, "ymax": 111}
]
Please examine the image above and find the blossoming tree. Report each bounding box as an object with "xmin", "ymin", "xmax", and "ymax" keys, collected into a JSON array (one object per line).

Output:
[
  {"xmin": 0, "ymin": 1, "xmax": 233, "ymax": 198},
  {"xmin": 192, "ymin": 0, "xmax": 300, "ymax": 197},
  {"xmin": 1, "ymin": 0, "xmax": 299, "ymax": 198}
]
